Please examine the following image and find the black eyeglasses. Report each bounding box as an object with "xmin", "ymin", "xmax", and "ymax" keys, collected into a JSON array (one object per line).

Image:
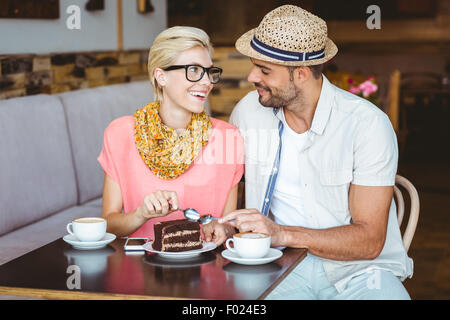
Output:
[{"xmin": 163, "ymin": 64, "xmax": 223, "ymax": 84}]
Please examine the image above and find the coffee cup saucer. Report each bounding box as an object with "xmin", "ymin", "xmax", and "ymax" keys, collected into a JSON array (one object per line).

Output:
[
  {"xmin": 63, "ymin": 232, "xmax": 116, "ymax": 250},
  {"xmin": 221, "ymin": 248, "xmax": 283, "ymax": 265}
]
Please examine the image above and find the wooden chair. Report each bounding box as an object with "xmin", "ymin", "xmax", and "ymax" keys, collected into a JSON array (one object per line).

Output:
[
  {"xmin": 401, "ymin": 71, "xmax": 442, "ymax": 90},
  {"xmin": 237, "ymin": 175, "xmax": 419, "ymax": 252},
  {"xmin": 399, "ymin": 72, "xmax": 444, "ymax": 155},
  {"xmin": 387, "ymin": 69, "xmax": 401, "ymax": 132},
  {"xmin": 393, "ymin": 174, "xmax": 420, "ymax": 252},
  {"xmin": 237, "ymin": 180, "xmax": 246, "ymax": 209},
  {"xmin": 386, "ymin": 70, "xmax": 407, "ymax": 154}
]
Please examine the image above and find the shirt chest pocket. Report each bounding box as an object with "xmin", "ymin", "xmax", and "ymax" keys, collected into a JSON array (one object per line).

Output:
[
  {"xmin": 244, "ymin": 156, "xmax": 273, "ymax": 209},
  {"xmin": 245, "ymin": 156, "xmax": 273, "ymax": 182},
  {"xmin": 315, "ymin": 169, "xmax": 353, "ymax": 214}
]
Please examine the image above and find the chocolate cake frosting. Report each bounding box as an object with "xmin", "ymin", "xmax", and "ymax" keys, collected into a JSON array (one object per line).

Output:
[{"xmin": 153, "ymin": 219, "xmax": 202, "ymax": 252}]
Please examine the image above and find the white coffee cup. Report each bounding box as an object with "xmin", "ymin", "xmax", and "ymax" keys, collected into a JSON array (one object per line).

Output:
[
  {"xmin": 66, "ymin": 217, "xmax": 107, "ymax": 242},
  {"xmin": 225, "ymin": 232, "xmax": 271, "ymax": 259}
]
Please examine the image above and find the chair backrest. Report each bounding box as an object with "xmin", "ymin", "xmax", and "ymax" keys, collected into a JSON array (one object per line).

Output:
[
  {"xmin": 401, "ymin": 71, "xmax": 442, "ymax": 90},
  {"xmin": 393, "ymin": 174, "xmax": 420, "ymax": 252},
  {"xmin": 387, "ymin": 69, "xmax": 401, "ymax": 132}
]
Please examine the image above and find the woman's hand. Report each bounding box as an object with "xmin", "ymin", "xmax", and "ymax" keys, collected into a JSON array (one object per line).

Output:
[
  {"xmin": 137, "ymin": 190, "xmax": 179, "ymax": 220},
  {"xmin": 202, "ymin": 220, "xmax": 236, "ymax": 246}
]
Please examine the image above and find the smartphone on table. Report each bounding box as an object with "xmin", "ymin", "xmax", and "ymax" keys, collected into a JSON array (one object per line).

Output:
[{"xmin": 124, "ymin": 237, "xmax": 149, "ymax": 252}]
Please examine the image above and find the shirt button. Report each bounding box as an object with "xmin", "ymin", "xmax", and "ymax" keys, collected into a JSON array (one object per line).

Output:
[
  {"xmin": 265, "ymin": 198, "xmax": 269, "ymax": 203},
  {"xmin": 273, "ymin": 167, "xmax": 278, "ymax": 173}
]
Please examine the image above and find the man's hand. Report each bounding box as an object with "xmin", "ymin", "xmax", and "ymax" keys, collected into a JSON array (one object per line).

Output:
[
  {"xmin": 219, "ymin": 209, "xmax": 285, "ymax": 246},
  {"xmin": 202, "ymin": 220, "xmax": 236, "ymax": 246}
]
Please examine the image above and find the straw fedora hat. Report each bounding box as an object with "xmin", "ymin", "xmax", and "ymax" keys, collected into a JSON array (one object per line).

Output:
[{"xmin": 235, "ymin": 5, "xmax": 337, "ymax": 67}]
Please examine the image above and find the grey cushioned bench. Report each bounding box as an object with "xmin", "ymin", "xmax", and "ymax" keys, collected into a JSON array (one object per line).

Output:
[{"xmin": 0, "ymin": 81, "xmax": 154, "ymax": 265}]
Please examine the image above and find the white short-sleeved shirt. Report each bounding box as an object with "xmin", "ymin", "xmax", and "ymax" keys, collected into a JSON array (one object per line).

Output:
[{"xmin": 229, "ymin": 75, "xmax": 413, "ymax": 292}]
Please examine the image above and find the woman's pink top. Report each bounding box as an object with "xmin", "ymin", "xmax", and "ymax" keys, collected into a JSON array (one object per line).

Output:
[{"xmin": 97, "ymin": 115, "xmax": 244, "ymax": 239}]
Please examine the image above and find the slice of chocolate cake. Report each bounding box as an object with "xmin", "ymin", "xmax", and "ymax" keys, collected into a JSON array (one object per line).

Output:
[{"xmin": 153, "ymin": 219, "xmax": 202, "ymax": 252}]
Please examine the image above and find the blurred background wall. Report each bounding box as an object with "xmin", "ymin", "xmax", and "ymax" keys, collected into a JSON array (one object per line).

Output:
[
  {"xmin": 0, "ymin": 0, "xmax": 167, "ymax": 99},
  {"xmin": 0, "ymin": 0, "xmax": 166, "ymax": 53}
]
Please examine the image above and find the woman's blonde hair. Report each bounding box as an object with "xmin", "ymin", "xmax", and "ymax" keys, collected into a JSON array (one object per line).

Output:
[{"xmin": 148, "ymin": 26, "xmax": 213, "ymax": 103}]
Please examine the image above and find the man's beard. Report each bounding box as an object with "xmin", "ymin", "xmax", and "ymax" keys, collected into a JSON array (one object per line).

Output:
[{"xmin": 255, "ymin": 82, "xmax": 299, "ymax": 109}]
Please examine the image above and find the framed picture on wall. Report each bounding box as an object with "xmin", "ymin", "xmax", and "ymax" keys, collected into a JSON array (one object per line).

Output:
[{"xmin": 0, "ymin": 0, "xmax": 60, "ymax": 19}]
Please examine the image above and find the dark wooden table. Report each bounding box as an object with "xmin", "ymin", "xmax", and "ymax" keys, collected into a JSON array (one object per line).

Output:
[{"xmin": 0, "ymin": 238, "xmax": 307, "ymax": 300}]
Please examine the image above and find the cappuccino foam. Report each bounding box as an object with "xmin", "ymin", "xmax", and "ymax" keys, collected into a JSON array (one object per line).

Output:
[
  {"xmin": 74, "ymin": 217, "xmax": 105, "ymax": 223},
  {"xmin": 238, "ymin": 233, "xmax": 267, "ymax": 239}
]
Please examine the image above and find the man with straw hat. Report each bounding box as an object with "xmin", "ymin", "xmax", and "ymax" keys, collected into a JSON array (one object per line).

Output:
[{"xmin": 218, "ymin": 5, "xmax": 413, "ymax": 299}]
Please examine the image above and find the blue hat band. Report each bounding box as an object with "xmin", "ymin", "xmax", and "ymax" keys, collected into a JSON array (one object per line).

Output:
[{"xmin": 250, "ymin": 36, "xmax": 325, "ymax": 62}]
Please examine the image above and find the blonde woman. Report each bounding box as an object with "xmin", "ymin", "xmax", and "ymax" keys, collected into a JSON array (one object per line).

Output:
[{"xmin": 98, "ymin": 27, "xmax": 244, "ymax": 244}]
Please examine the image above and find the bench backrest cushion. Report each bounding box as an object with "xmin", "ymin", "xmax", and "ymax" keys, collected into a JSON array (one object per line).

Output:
[
  {"xmin": 0, "ymin": 94, "xmax": 78, "ymax": 235},
  {"xmin": 59, "ymin": 81, "xmax": 154, "ymax": 204}
]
